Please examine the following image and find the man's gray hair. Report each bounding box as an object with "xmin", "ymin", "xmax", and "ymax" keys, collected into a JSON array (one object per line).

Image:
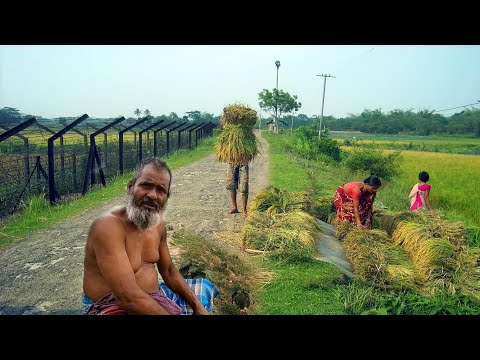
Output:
[{"xmin": 128, "ymin": 158, "xmax": 172, "ymax": 197}]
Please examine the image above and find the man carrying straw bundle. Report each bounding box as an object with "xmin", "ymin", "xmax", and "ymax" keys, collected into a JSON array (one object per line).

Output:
[{"xmin": 215, "ymin": 103, "xmax": 259, "ymax": 217}]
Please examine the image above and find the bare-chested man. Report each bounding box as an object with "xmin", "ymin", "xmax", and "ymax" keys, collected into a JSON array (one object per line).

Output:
[{"xmin": 83, "ymin": 158, "xmax": 211, "ymax": 315}]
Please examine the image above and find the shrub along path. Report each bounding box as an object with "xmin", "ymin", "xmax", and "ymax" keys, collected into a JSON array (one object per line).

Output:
[{"xmin": 0, "ymin": 132, "xmax": 269, "ymax": 314}]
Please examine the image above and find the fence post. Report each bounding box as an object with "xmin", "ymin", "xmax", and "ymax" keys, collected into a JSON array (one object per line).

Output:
[{"xmin": 72, "ymin": 153, "xmax": 77, "ymax": 192}]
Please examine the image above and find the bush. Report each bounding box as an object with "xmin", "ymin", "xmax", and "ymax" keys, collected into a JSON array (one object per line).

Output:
[
  {"xmin": 318, "ymin": 137, "xmax": 341, "ymax": 161},
  {"xmin": 291, "ymin": 125, "xmax": 342, "ymax": 162},
  {"xmin": 343, "ymin": 147, "xmax": 403, "ymax": 180}
]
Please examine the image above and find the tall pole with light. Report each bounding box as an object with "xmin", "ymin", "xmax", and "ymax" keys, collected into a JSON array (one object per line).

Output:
[
  {"xmin": 316, "ymin": 73, "xmax": 335, "ymax": 139},
  {"xmin": 275, "ymin": 60, "xmax": 281, "ymax": 133},
  {"xmin": 258, "ymin": 108, "xmax": 262, "ymax": 130}
]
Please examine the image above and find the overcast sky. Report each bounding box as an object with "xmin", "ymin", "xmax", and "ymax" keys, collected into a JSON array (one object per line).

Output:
[{"xmin": 1, "ymin": 45, "xmax": 479, "ymax": 120}]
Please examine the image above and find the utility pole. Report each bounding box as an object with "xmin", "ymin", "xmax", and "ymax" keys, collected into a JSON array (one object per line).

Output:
[
  {"xmin": 275, "ymin": 60, "xmax": 281, "ymax": 133},
  {"xmin": 258, "ymin": 108, "xmax": 262, "ymax": 130},
  {"xmin": 316, "ymin": 74, "xmax": 335, "ymax": 139}
]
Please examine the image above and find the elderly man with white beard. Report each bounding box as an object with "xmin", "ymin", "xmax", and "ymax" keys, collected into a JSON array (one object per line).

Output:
[{"xmin": 82, "ymin": 158, "xmax": 218, "ymax": 315}]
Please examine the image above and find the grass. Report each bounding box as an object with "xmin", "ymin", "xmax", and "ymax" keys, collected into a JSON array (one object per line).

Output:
[
  {"xmin": 258, "ymin": 131, "xmax": 480, "ymax": 315},
  {"xmin": 264, "ymin": 133, "xmax": 359, "ymax": 198},
  {"xmin": 331, "ymin": 132, "xmax": 480, "ymax": 155},
  {"xmin": 258, "ymin": 132, "xmax": 348, "ymax": 314},
  {"xmin": 264, "ymin": 133, "xmax": 311, "ymax": 191},
  {"xmin": 0, "ymin": 137, "xmax": 215, "ymax": 248},
  {"xmin": 254, "ymin": 256, "xmax": 345, "ymax": 314},
  {"xmin": 379, "ymin": 150, "xmax": 480, "ymax": 227},
  {"xmin": 331, "ymin": 131, "xmax": 480, "ymax": 143}
]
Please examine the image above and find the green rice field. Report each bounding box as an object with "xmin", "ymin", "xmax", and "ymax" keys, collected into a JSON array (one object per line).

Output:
[
  {"xmin": 331, "ymin": 131, "xmax": 480, "ymax": 155},
  {"xmin": 352, "ymin": 147, "xmax": 479, "ymax": 229}
]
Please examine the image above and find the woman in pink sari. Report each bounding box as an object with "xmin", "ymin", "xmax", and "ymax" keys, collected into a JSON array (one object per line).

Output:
[{"xmin": 408, "ymin": 171, "xmax": 433, "ymax": 211}]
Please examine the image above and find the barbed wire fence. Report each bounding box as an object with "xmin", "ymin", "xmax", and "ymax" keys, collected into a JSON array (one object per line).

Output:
[{"xmin": 0, "ymin": 115, "xmax": 216, "ymax": 219}]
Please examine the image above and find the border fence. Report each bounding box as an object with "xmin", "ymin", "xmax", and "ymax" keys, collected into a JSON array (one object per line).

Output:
[{"xmin": 0, "ymin": 115, "xmax": 216, "ymax": 219}]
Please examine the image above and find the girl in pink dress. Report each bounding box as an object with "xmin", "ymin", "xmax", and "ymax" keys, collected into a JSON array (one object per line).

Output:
[{"xmin": 408, "ymin": 171, "xmax": 433, "ymax": 211}]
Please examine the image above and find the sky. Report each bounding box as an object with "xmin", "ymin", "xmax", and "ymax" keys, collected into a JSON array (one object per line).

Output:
[{"xmin": 1, "ymin": 45, "xmax": 479, "ymax": 120}]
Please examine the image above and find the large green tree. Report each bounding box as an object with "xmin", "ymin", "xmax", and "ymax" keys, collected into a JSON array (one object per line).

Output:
[
  {"xmin": 258, "ymin": 89, "xmax": 301, "ymax": 133},
  {"xmin": 186, "ymin": 110, "xmax": 202, "ymax": 122},
  {"xmin": 0, "ymin": 107, "xmax": 22, "ymax": 125}
]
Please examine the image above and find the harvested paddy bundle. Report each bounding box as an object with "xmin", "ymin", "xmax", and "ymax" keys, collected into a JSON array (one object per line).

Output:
[
  {"xmin": 385, "ymin": 264, "xmax": 419, "ymax": 290},
  {"xmin": 314, "ymin": 195, "xmax": 336, "ymax": 223},
  {"xmin": 392, "ymin": 220, "xmax": 457, "ymax": 294},
  {"xmin": 429, "ymin": 219, "xmax": 466, "ymax": 250},
  {"xmin": 372, "ymin": 204, "xmax": 386, "ymax": 228},
  {"xmin": 414, "ymin": 209, "xmax": 466, "ymax": 250},
  {"xmin": 220, "ymin": 103, "xmax": 258, "ymax": 127},
  {"xmin": 335, "ymin": 221, "xmax": 355, "ymax": 240},
  {"xmin": 328, "ymin": 213, "xmax": 338, "ymax": 226},
  {"xmin": 215, "ymin": 124, "xmax": 259, "ymax": 164},
  {"xmin": 372, "ymin": 214, "xmax": 382, "ymax": 229},
  {"xmin": 248, "ymin": 186, "xmax": 310, "ymax": 215},
  {"xmin": 383, "ymin": 209, "xmax": 465, "ymax": 249},
  {"xmin": 454, "ymin": 248, "xmax": 480, "ymax": 298},
  {"xmin": 380, "ymin": 211, "xmax": 418, "ymax": 236},
  {"xmin": 242, "ymin": 210, "xmax": 321, "ymax": 252},
  {"xmin": 343, "ymin": 228, "xmax": 419, "ymax": 290}
]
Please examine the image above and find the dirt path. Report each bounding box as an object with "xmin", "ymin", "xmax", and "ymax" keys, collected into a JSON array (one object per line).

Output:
[{"xmin": 0, "ymin": 132, "xmax": 269, "ymax": 314}]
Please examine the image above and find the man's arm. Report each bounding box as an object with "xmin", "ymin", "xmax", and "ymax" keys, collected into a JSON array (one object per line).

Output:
[
  {"xmin": 156, "ymin": 225, "xmax": 208, "ymax": 315},
  {"xmin": 91, "ymin": 216, "xmax": 170, "ymax": 314}
]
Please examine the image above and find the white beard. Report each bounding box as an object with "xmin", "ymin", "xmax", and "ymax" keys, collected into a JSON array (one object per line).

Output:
[{"xmin": 126, "ymin": 194, "xmax": 166, "ymax": 230}]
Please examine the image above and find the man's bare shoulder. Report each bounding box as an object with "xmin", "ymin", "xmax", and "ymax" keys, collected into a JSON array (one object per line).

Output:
[{"xmin": 89, "ymin": 207, "xmax": 127, "ymax": 237}]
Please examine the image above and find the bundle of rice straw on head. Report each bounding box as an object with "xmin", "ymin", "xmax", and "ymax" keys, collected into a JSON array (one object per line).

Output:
[
  {"xmin": 215, "ymin": 103, "xmax": 260, "ymax": 165},
  {"xmin": 219, "ymin": 103, "xmax": 258, "ymax": 127}
]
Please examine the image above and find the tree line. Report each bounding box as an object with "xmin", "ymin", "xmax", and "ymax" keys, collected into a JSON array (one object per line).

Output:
[
  {"xmin": 2, "ymin": 104, "xmax": 479, "ymax": 137},
  {"xmin": 0, "ymin": 107, "xmax": 221, "ymax": 127},
  {"xmin": 256, "ymin": 90, "xmax": 479, "ymax": 137},
  {"xmin": 262, "ymin": 108, "xmax": 480, "ymax": 137}
]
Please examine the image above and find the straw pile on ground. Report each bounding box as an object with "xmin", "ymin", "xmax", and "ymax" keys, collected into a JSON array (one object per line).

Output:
[
  {"xmin": 342, "ymin": 228, "xmax": 420, "ymax": 290},
  {"xmin": 391, "ymin": 209, "xmax": 472, "ymax": 295},
  {"xmin": 242, "ymin": 210, "xmax": 321, "ymax": 253},
  {"xmin": 380, "ymin": 211, "xmax": 418, "ymax": 235},
  {"xmin": 248, "ymin": 186, "xmax": 311, "ymax": 215},
  {"xmin": 215, "ymin": 104, "xmax": 259, "ymax": 165},
  {"xmin": 242, "ymin": 187, "xmax": 321, "ymax": 254},
  {"xmin": 454, "ymin": 247, "xmax": 480, "ymax": 298},
  {"xmin": 413, "ymin": 209, "xmax": 466, "ymax": 250},
  {"xmin": 314, "ymin": 196, "xmax": 336, "ymax": 225},
  {"xmin": 335, "ymin": 221, "xmax": 355, "ymax": 240},
  {"xmin": 392, "ymin": 221, "xmax": 456, "ymax": 291},
  {"xmin": 339, "ymin": 208, "xmax": 480, "ymax": 298}
]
